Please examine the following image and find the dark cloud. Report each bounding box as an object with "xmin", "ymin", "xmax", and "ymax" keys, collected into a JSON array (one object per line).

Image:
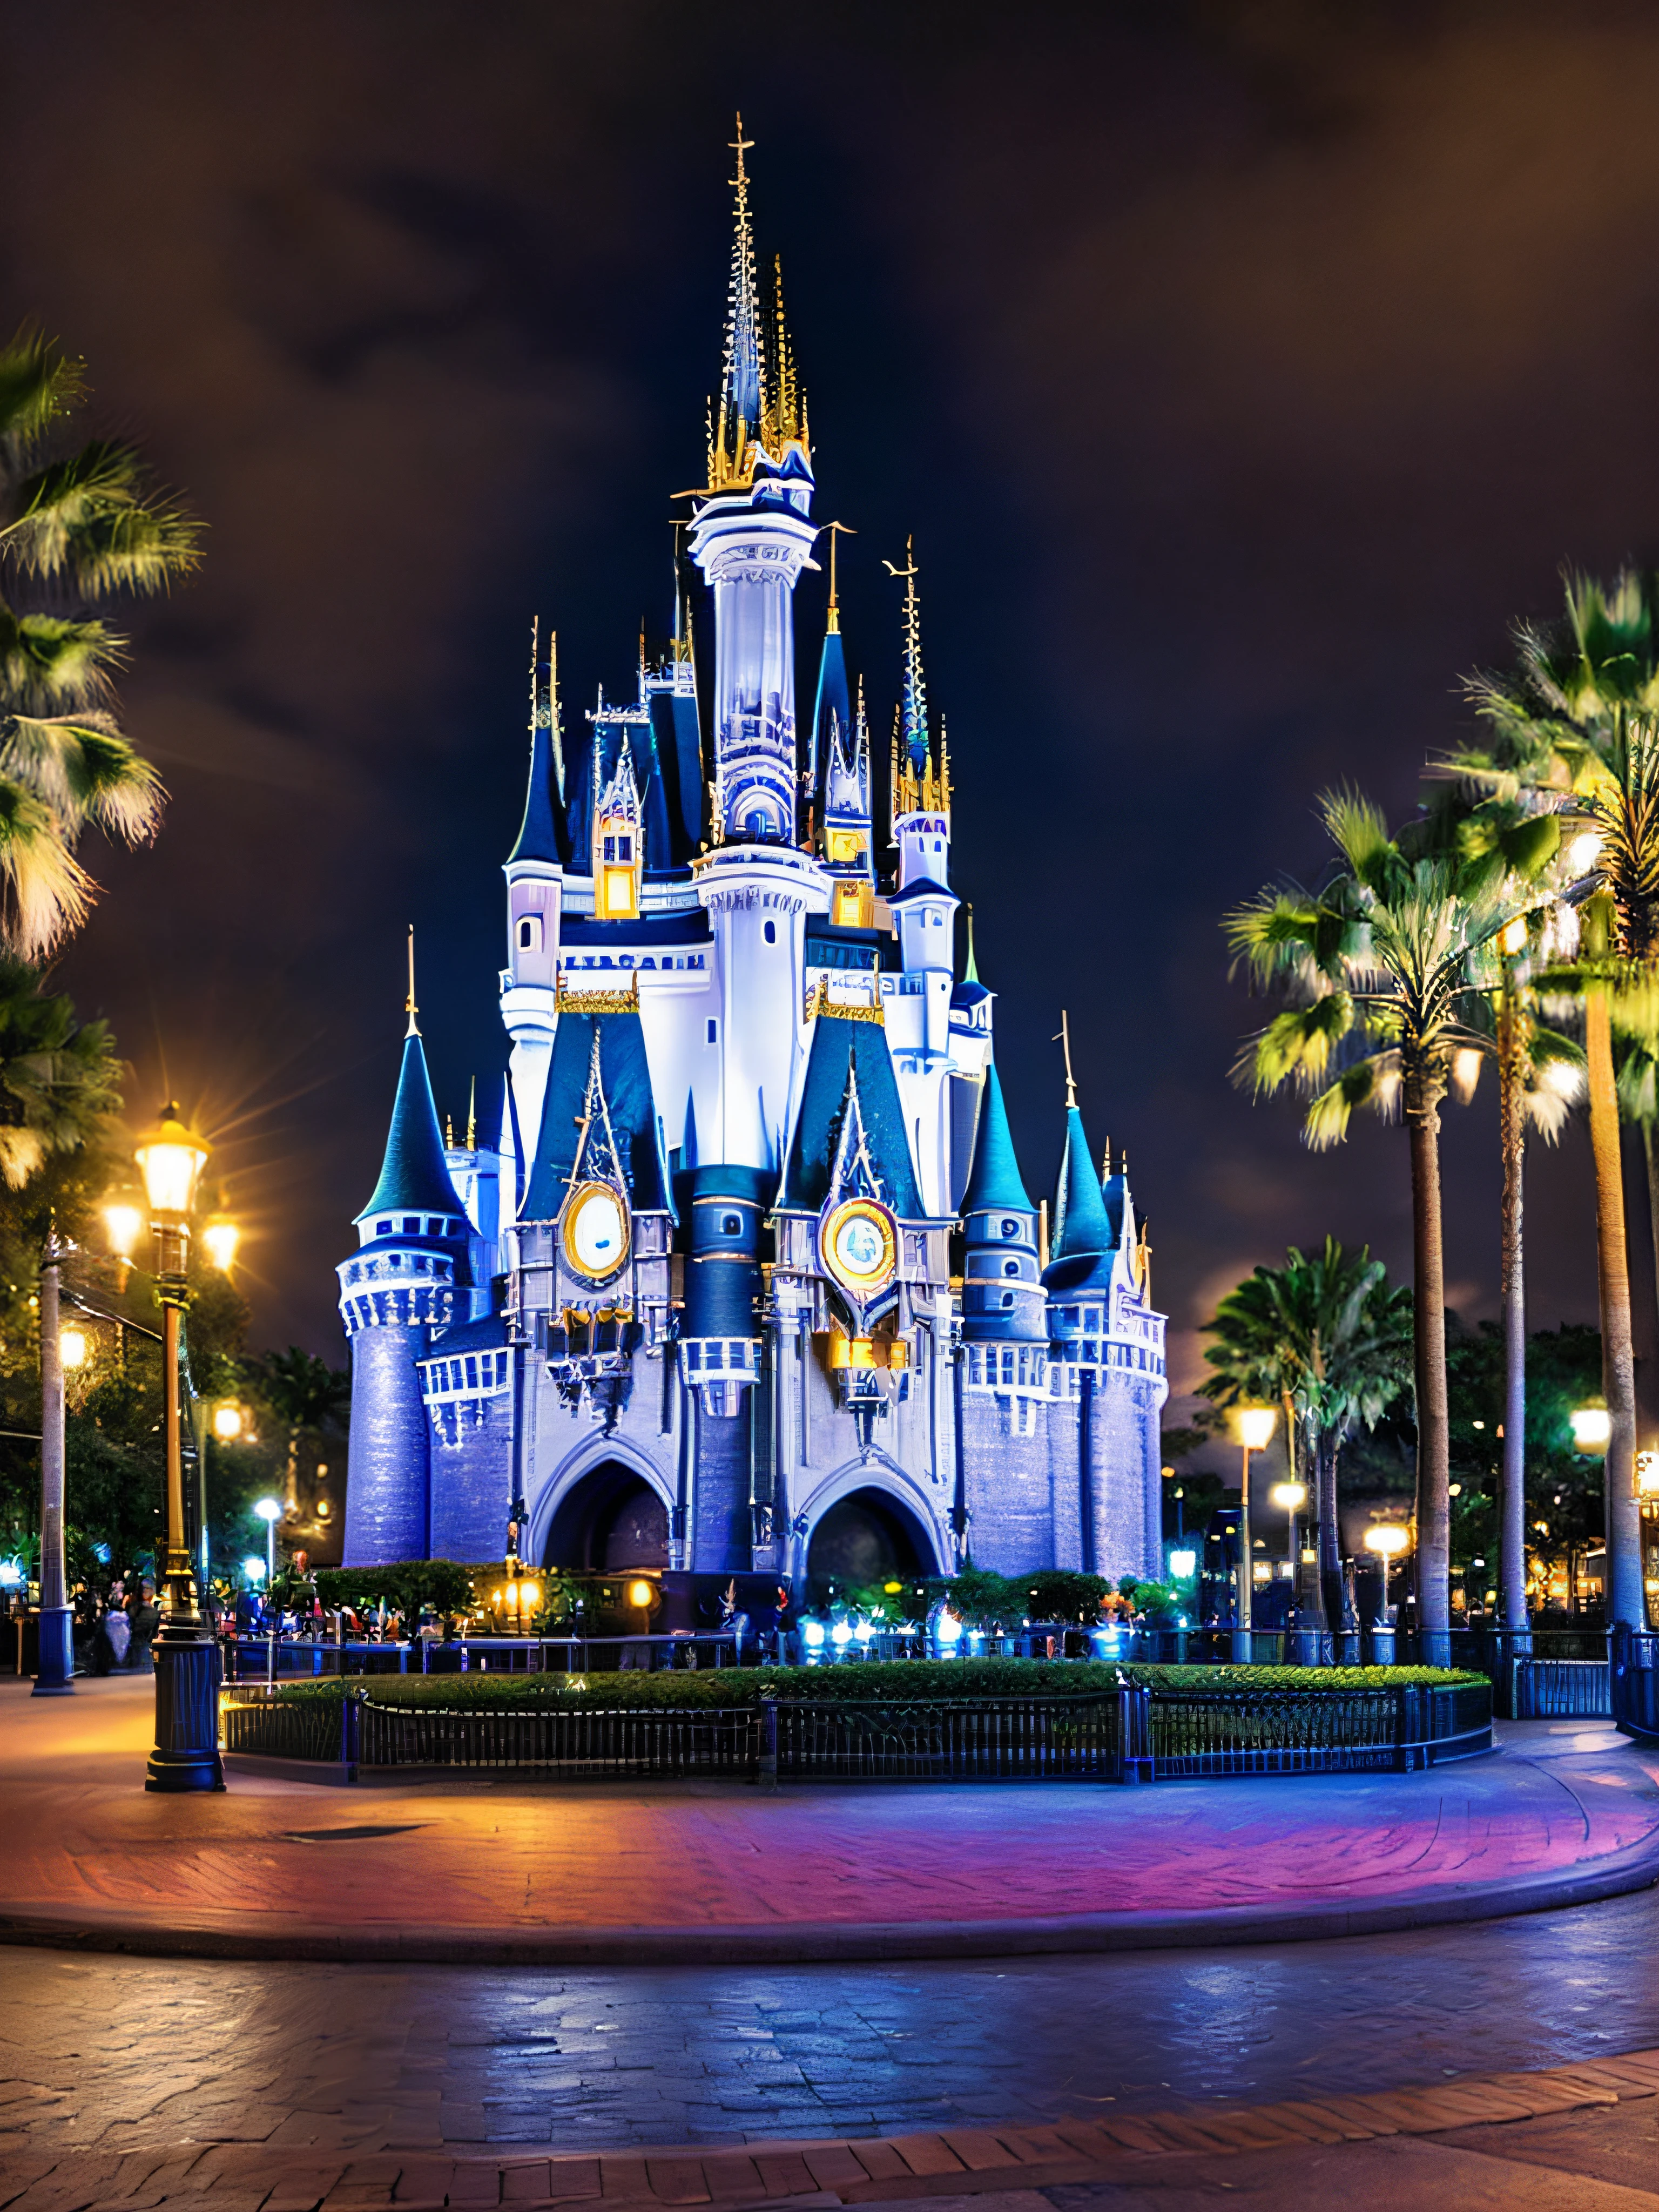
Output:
[{"xmin": 1, "ymin": 0, "xmax": 1648, "ymax": 1382}]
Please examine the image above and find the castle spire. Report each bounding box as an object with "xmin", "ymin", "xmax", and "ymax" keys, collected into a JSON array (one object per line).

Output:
[
  {"xmin": 357, "ymin": 1011, "xmax": 464, "ymax": 1225},
  {"xmin": 964, "ymin": 903, "xmax": 980, "ymax": 986},
  {"xmin": 882, "ymin": 537, "xmax": 928, "ymax": 775},
  {"xmin": 714, "ymin": 114, "xmax": 764, "ymax": 476},
  {"xmin": 405, "ymin": 925, "xmax": 418, "ymax": 1038},
  {"xmin": 508, "ymin": 618, "xmax": 564, "ymax": 866}
]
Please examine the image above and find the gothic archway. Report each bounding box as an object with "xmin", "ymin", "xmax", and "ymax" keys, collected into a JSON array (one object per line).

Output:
[
  {"xmin": 543, "ymin": 1459, "xmax": 669, "ymax": 1573},
  {"xmin": 805, "ymin": 1485, "xmax": 930, "ymax": 1606}
]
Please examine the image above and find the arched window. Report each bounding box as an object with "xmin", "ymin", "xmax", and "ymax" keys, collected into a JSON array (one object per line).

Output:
[
  {"xmin": 517, "ymin": 913, "xmax": 543, "ymax": 953},
  {"xmin": 763, "ymin": 919, "xmax": 777, "ymax": 945}
]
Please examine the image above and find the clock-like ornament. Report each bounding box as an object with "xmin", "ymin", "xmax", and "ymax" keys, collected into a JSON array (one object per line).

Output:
[
  {"xmin": 562, "ymin": 1179, "xmax": 631, "ymax": 1283},
  {"xmin": 819, "ymin": 1196, "xmax": 898, "ymax": 1298}
]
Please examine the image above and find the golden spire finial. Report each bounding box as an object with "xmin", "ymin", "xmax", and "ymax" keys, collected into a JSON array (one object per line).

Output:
[
  {"xmin": 467, "ymin": 1076, "xmax": 477, "ymax": 1152},
  {"xmin": 1053, "ymin": 1009, "xmax": 1077, "ymax": 1110},
  {"xmin": 822, "ymin": 520, "xmax": 856, "ymax": 633},
  {"xmin": 731, "ymin": 111, "xmax": 753, "ymax": 191},
  {"xmin": 1102, "ymin": 1137, "xmax": 1112, "ymax": 1178},
  {"xmin": 528, "ymin": 614, "xmax": 539, "ymax": 729},
  {"xmin": 405, "ymin": 926, "xmax": 419, "ymax": 1038}
]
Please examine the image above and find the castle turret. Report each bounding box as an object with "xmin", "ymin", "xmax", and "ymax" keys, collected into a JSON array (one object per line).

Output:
[
  {"xmin": 959, "ymin": 1065, "xmax": 1044, "ymax": 1344},
  {"xmin": 501, "ymin": 622, "xmax": 564, "ymax": 1164},
  {"xmin": 339, "ymin": 968, "xmax": 470, "ymax": 1565}
]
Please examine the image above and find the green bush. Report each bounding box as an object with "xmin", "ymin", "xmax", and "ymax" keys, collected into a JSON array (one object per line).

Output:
[
  {"xmin": 268, "ymin": 1657, "xmax": 1481, "ymax": 1712},
  {"xmin": 312, "ymin": 1559, "xmax": 478, "ymax": 1620}
]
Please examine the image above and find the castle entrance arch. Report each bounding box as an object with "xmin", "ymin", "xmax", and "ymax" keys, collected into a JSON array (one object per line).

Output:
[
  {"xmin": 543, "ymin": 1459, "xmax": 668, "ymax": 1573},
  {"xmin": 804, "ymin": 1485, "xmax": 931, "ymax": 1607}
]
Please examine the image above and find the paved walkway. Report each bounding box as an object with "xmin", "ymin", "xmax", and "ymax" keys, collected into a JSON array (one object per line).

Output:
[
  {"xmin": 1, "ymin": 2049, "xmax": 1654, "ymax": 2209},
  {"xmin": 2, "ymin": 1678, "xmax": 1657, "ymax": 1962}
]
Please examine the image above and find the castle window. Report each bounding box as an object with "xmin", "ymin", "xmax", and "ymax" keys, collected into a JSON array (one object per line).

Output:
[
  {"xmin": 375, "ymin": 1222, "xmax": 392, "ymax": 1237},
  {"xmin": 402, "ymin": 1217, "xmax": 419, "ymax": 1235},
  {"xmin": 618, "ymin": 834, "xmax": 632, "ymax": 860},
  {"xmin": 721, "ymin": 1213, "xmax": 741, "ymax": 1235},
  {"xmin": 466, "ymin": 1357, "xmax": 478, "ymax": 1388},
  {"xmin": 1000, "ymin": 1219, "xmax": 1019, "ymax": 1239},
  {"xmin": 1003, "ymin": 1259, "xmax": 1019, "ymax": 1277},
  {"xmin": 707, "ymin": 1018, "xmax": 718, "ymax": 1044},
  {"xmin": 517, "ymin": 914, "xmax": 542, "ymax": 953},
  {"xmin": 426, "ymin": 1219, "xmax": 443, "ymax": 1236},
  {"xmin": 603, "ymin": 835, "xmax": 616, "ymax": 861},
  {"xmin": 764, "ymin": 919, "xmax": 776, "ymax": 945},
  {"xmin": 1001, "ymin": 1292, "xmax": 1014, "ymax": 1309}
]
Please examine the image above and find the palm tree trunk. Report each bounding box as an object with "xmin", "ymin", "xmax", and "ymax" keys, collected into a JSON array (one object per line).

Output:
[
  {"xmin": 1314, "ymin": 1427, "xmax": 1339, "ymax": 1638},
  {"xmin": 1584, "ymin": 983, "xmax": 1644, "ymax": 1627},
  {"xmin": 1644, "ymin": 1121, "xmax": 1659, "ymax": 1347},
  {"xmin": 1407, "ymin": 1077, "xmax": 1451, "ymax": 1661},
  {"xmin": 1498, "ymin": 984, "xmax": 1529, "ymax": 1636}
]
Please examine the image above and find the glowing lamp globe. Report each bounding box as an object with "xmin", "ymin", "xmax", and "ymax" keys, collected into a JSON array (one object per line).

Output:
[
  {"xmin": 1364, "ymin": 1524, "xmax": 1411, "ymax": 1560},
  {"xmin": 58, "ymin": 1328, "xmax": 87, "ymax": 1370},
  {"xmin": 1169, "ymin": 1548, "xmax": 1197, "ymax": 1580},
  {"xmin": 1238, "ymin": 1407, "xmax": 1276, "ymax": 1451},
  {"xmin": 242, "ymin": 1556, "xmax": 265, "ymax": 1585},
  {"xmin": 1571, "ymin": 1407, "xmax": 1613, "ymax": 1455},
  {"xmin": 253, "ymin": 1497, "xmax": 281, "ymax": 1525},
  {"xmin": 831, "ymin": 1618, "xmax": 853, "ymax": 1648},
  {"xmin": 1270, "ymin": 1481, "xmax": 1306, "ymax": 1513},
  {"xmin": 936, "ymin": 1610, "xmax": 963, "ymax": 1645},
  {"xmin": 134, "ymin": 1104, "xmax": 210, "ymax": 1222},
  {"xmin": 520, "ymin": 1582, "xmax": 540, "ymax": 1610},
  {"xmin": 801, "ymin": 1618, "xmax": 826, "ymax": 1649},
  {"xmin": 103, "ymin": 1199, "xmax": 144, "ymax": 1262},
  {"xmin": 213, "ymin": 1402, "xmax": 244, "ymax": 1441},
  {"xmin": 1637, "ymin": 1452, "xmax": 1659, "ymax": 1499},
  {"xmin": 201, "ymin": 1216, "xmax": 240, "ymax": 1273},
  {"xmin": 626, "ymin": 1578, "xmax": 653, "ymax": 1611}
]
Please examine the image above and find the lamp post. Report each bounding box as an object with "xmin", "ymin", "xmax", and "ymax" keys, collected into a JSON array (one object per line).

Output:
[
  {"xmin": 1364, "ymin": 1523, "xmax": 1411, "ymax": 1662},
  {"xmin": 254, "ymin": 1498, "xmax": 281, "ymax": 1684},
  {"xmin": 32, "ymin": 1230, "xmax": 73, "ymax": 1697},
  {"xmin": 133, "ymin": 1103, "xmax": 222, "ymax": 1792},
  {"xmin": 1235, "ymin": 1407, "xmax": 1275, "ymax": 1661}
]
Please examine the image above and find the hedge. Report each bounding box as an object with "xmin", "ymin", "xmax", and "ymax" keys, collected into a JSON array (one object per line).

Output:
[{"xmin": 265, "ymin": 1658, "xmax": 1482, "ymax": 1713}]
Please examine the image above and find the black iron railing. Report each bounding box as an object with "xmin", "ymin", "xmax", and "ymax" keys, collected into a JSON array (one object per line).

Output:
[
  {"xmin": 763, "ymin": 1692, "xmax": 1149, "ymax": 1783},
  {"xmin": 354, "ymin": 1699, "xmax": 760, "ymax": 1777},
  {"xmin": 1612, "ymin": 1624, "xmax": 1659, "ymax": 1741}
]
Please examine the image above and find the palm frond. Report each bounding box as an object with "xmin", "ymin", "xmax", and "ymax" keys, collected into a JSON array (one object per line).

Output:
[
  {"xmin": 0, "ymin": 777, "xmax": 95, "ymax": 955},
  {"xmin": 3, "ymin": 441, "xmax": 201, "ymax": 593},
  {"xmin": 0, "ymin": 605, "xmax": 120, "ymax": 714},
  {"xmin": 1303, "ymin": 1049, "xmax": 1400, "ymax": 1149},
  {"xmin": 0, "ymin": 713, "xmax": 164, "ymax": 842},
  {"xmin": 0, "ymin": 328, "xmax": 85, "ymax": 454}
]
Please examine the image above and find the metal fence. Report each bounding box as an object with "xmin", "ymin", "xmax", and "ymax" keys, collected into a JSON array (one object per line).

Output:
[
  {"xmin": 1505, "ymin": 1658, "xmax": 1613, "ymax": 1718},
  {"xmin": 764, "ymin": 1692, "xmax": 1147, "ymax": 1783},
  {"xmin": 220, "ymin": 1676, "xmax": 1489, "ymax": 1782},
  {"xmin": 1612, "ymin": 1624, "xmax": 1659, "ymax": 1741}
]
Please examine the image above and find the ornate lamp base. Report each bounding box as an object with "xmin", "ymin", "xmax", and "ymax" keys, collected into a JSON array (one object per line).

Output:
[{"xmin": 146, "ymin": 1630, "xmax": 225, "ymax": 1792}]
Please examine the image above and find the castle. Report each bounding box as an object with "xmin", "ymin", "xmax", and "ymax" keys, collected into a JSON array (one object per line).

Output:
[{"xmin": 337, "ymin": 130, "xmax": 1169, "ymax": 1611}]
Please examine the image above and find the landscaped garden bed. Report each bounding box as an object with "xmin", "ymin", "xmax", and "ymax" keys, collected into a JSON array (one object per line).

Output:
[{"xmin": 220, "ymin": 1659, "xmax": 1491, "ymax": 1782}]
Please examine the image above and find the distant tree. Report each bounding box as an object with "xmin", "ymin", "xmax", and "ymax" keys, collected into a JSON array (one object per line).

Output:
[{"xmin": 0, "ymin": 327, "xmax": 199, "ymax": 954}]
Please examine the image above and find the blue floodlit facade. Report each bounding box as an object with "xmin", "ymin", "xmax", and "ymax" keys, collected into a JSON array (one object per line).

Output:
[{"xmin": 337, "ymin": 133, "xmax": 1168, "ymax": 1603}]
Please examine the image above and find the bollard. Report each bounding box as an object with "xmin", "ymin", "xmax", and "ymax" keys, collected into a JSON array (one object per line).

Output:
[{"xmin": 759, "ymin": 1698, "xmax": 778, "ymax": 1788}]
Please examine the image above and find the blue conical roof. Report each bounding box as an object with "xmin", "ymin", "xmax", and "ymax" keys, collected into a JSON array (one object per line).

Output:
[
  {"xmin": 961, "ymin": 1065, "xmax": 1033, "ymax": 1216},
  {"xmin": 508, "ymin": 714, "xmax": 561, "ymax": 866},
  {"xmin": 1053, "ymin": 1105, "xmax": 1111, "ymax": 1259},
  {"xmin": 811, "ymin": 623, "xmax": 850, "ymax": 799},
  {"xmin": 357, "ymin": 1033, "xmax": 464, "ymax": 1222}
]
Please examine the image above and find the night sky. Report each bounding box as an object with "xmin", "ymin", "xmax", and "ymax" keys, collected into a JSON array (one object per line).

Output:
[{"xmin": 6, "ymin": 1, "xmax": 1659, "ymax": 1400}]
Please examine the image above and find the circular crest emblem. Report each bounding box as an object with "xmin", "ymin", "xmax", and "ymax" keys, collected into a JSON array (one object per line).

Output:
[
  {"xmin": 819, "ymin": 1196, "xmax": 898, "ymax": 1298},
  {"xmin": 561, "ymin": 1179, "xmax": 631, "ymax": 1283}
]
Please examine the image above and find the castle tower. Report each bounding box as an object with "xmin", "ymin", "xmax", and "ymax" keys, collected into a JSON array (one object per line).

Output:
[
  {"xmin": 690, "ymin": 121, "xmax": 826, "ymax": 1175},
  {"xmin": 882, "ymin": 546, "xmax": 957, "ymax": 1215},
  {"xmin": 338, "ymin": 974, "xmax": 470, "ymax": 1566},
  {"xmin": 501, "ymin": 623, "xmax": 564, "ymax": 1164},
  {"xmin": 959, "ymin": 1064, "xmax": 1044, "ymax": 1344}
]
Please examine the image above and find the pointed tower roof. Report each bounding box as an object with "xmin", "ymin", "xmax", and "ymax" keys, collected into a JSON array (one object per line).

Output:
[
  {"xmin": 780, "ymin": 1010, "xmax": 924, "ymax": 1218},
  {"xmin": 1052, "ymin": 1105, "xmax": 1112, "ymax": 1259},
  {"xmin": 884, "ymin": 538, "xmax": 929, "ymax": 775},
  {"xmin": 961, "ymin": 1064, "xmax": 1033, "ymax": 1216},
  {"xmin": 508, "ymin": 620, "xmax": 564, "ymax": 866},
  {"xmin": 358, "ymin": 1031, "xmax": 465, "ymax": 1223},
  {"xmin": 719, "ymin": 115, "xmax": 764, "ymax": 446}
]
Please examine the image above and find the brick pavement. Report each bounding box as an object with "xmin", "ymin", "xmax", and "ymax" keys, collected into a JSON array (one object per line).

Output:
[
  {"xmin": 4, "ymin": 1681, "xmax": 1658, "ymax": 1963},
  {"xmin": 0, "ymin": 2052, "xmax": 1653, "ymax": 2210}
]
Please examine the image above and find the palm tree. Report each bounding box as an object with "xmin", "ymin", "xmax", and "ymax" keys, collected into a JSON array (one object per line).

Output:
[
  {"xmin": 254, "ymin": 1348, "xmax": 350, "ymax": 1519},
  {"xmin": 1226, "ymin": 793, "xmax": 1529, "ymax": 1661},
  {"xmin": 1455, "ymin": 569, "xmax": 1659, "ymax": 1628},
  {"xmin": 1204, "ymin": 1239, "xmax": 1413, "ymax": 1647},
  {"xmin": 0, "ymin": 951, "xmax": 122, "ymax": 1193},
  {"xmin": 0, "ymin": 327, "xmax": 199, "ymax": 955}
]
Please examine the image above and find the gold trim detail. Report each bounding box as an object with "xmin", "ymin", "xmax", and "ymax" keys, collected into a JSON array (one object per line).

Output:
[
  {"xmin": 804, "ymin": 978, "xmax": 884, "ymax": 1025},
  {"xmin": 557, "ymin": 971, "xmax": 641, "ymax": 1014},
  {"xmin": 559, "ymin": 1179, "xmax": 632, "ymax": 1284},
  {"xmin": 820, "ymin": 1197, "xmax": 898, "ymax": 1299}
]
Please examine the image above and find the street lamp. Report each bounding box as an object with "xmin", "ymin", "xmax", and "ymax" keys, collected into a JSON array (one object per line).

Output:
[
  {"xmin": 213, "ymin": 1401, "xmax": 244, "ymax": 1441},
  {"xmin": 1364, "ymin": 1523, "xmax": 1412, "ymax": 1629},
  {"xmin": 1235, "ymin": 1407, "xmax": 1276, "ymax": 1659},
  {"xmin": 200, "ymin": 1215, "xmax": 240, "ymax": 1274},
  {"xmin": 253, "ymin": 1496, "xmax": 281, "ymax": 1684},
  {"xmin": 1571, "ymin": 1405, "xmax": 1612, "ymax": 1456},
  {"xmin": 134, "ymin": 1103, "xmax": 221, "ymax": 1791},
  {"xmin": 1270, "ymin": 1479, "xmax": 1306, "ymax": 1587}
]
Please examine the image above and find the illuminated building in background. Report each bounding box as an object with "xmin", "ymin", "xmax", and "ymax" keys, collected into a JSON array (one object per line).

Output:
[{"xmin": 337, "ymin": 127, "xmax": 1166, "ymax": 1605}]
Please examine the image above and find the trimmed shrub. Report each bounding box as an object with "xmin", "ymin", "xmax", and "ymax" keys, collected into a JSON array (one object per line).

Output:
[{"xmin": 267, "ymin": 1657, "xmax": 1481, "ymax": 1712}]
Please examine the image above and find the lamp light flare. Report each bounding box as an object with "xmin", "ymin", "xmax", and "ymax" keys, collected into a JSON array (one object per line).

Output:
[
  {"xmin": 103, "ymin": 1201, "xmax": 144, "ymax": 1261},
  {"xmin": 1238, "ymin": 1407, "xmax": 1276, "ymax": 1451},
  {"xmin": 1498, "ymin": 915, "xmax": 1529, "ymax": 956},
  {"xmin": 253, "ymin": 1497, "xmax": 281, "ymax": 1524},
  {"xmin": 1269, "ymin": 1481, "xmax": 1306, "ymax": 1512},
  {"xmin": 1637, "ymin": 1452, "xmax": 1659, "ymax": 1499},
  {"xmin": 1168, "ymin": 1548, "xmax": 1197, "ymax": 1579},
  {"xmin": 212, "ymin": 1402, "xmax": 244, "ymax": 1441},
  {"xmin": 1571, "ymin": 1406, "xmax": 1612, "ymax": 1454},
  {"xmin": 1364, "ymin": 1524, "xmax": 1411, "ymax": 1559},
  {"xmin": 242, "ymin": 1556, "xmax": 265, "ymax": 1586},
  {"xmin": 627, "ymin": 1578, "xmax": 653, "ymax": 1610},
  {"xmin": 1567, "ymin": 831, "xmax": 1603, "ymax": 876},
  {"xmin": 58, "ymin": 1328, "xmax": 87, "ymax": 1370},
  {"xmin": 201, "ymin": 1216, "xmax": 240, "ymax": 1273}
]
